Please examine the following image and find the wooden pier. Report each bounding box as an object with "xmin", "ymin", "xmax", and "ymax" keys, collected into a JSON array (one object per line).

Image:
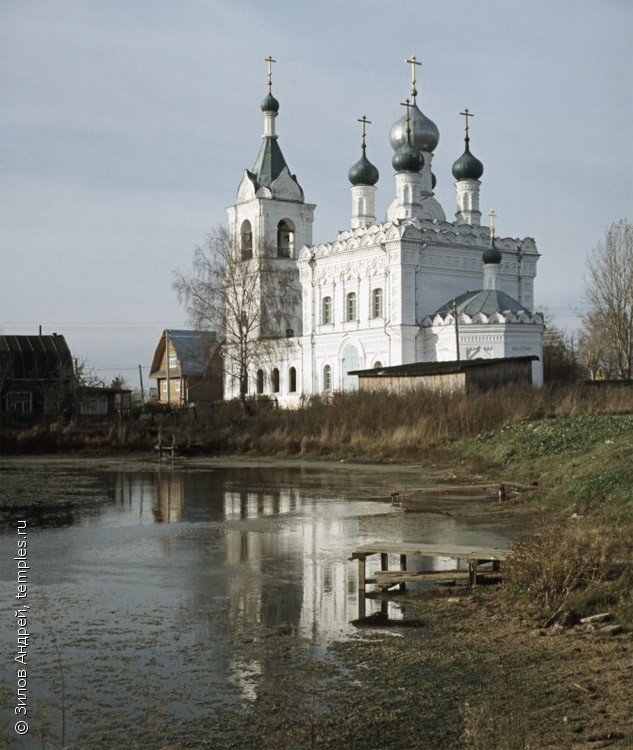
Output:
[{"xmin": 351, "ymin": 542, "xmax": 509, "ymax": 597}]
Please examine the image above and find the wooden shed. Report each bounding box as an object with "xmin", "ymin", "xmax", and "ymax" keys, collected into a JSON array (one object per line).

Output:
[
  {"xmin": 349, "ymin": 356, "xmax": 538, "ymax": 394},
  {"xmin": 79, "ymin": 386, "xmax": 132, "ymax": 420}
]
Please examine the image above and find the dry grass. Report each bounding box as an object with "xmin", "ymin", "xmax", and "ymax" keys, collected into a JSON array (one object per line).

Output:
[
  {"xmin": 503, "ymin": 520, "xmax": 633, "ymax": 622},
  {"xmin": 3, "ymin": 382, "xmax": 633, "ymax": 460}
]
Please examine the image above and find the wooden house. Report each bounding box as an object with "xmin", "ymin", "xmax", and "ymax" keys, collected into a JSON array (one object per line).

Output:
[
  {"xmin": 0, "ymin": 333, "xmax": 74, "ymax": 416},
  {"xmin": 149, "ymin": 330, "xmax": 222, "ymax": 406},
  {"xmin": 349, "ymin": 356, "xmax": 538, "ymax": 395}
]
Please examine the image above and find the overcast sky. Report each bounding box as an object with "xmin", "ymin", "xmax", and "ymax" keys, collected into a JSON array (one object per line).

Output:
[{"xmin": 1, "ymin": 0, "xmax": 631, "ymax": 388}]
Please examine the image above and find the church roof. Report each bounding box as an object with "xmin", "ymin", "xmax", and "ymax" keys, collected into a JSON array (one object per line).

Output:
[
  {"xmin": 421, "ymin": 290, "xmax": 543, "ymax": 327},
  {"xmin": 251, "ymin": 137, "xmax": 289, "ymax": 189},
  {"xmin": 437, "ymin": 289, "xmax": 532, "ymax": 317}
]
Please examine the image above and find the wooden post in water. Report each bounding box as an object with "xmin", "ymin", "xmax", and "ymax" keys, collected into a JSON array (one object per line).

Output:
[
  {"xmin": 468, "ymin": 562, "xmax": 477, "ymax": 587},
  {"xmin": 357, "ymin": 556, "xmax": 366, "ymax": 596},
  {"xmin": 400, "ymin": 553, "xmax": 407, "ymax": 592}
]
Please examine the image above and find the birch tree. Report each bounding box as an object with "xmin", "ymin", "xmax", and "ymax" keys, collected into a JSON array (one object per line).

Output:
[{"xmin": 173, "ymin": 226, "xmax": 300, "ymax": 402}]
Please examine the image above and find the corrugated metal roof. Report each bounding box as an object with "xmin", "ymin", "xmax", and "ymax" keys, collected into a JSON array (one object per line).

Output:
[
  {"xmin": 349, "ymin": 356, "xmax": 538, "ymax": 378},
  {"xmin": 0, "ymin": 334, "xmax": 73, "ymax": 380}
]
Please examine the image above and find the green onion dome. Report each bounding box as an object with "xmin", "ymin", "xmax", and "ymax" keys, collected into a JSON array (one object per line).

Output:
[
  {"xmin": 482, "ymin": 236, "xmax": 502, "ymax": 264},
  {"xmin": 348, "ymin": 152, "xmax": 379, "ymax": 186},
  {"xmin": 452, "ymin": 139, "xmax": 483, "ymax": 180},
  {"xmin": 261, "ymin": 92, "xmax": 280, "ymax": 113},
  {"xmin": 392, "ymin": 142, "xmax": 424, "ymax": 174}
]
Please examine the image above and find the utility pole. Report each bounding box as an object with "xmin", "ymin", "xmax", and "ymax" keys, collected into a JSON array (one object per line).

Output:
[
  {"xmin": 452, "ymin": 299, "xmax": 461, "ymax": 361},
  {"xmin": 138, "ymin": 365, "xmax": 145, "ymax": 404},
  {"xmin": 165, "ymin": 330, "xmax": 171, "ymax": 406}
]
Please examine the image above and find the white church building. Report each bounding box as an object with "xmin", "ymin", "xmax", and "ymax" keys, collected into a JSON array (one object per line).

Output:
[{"xmin": 223, "ymin": 59, "xmax": 544, "ymax": 405}]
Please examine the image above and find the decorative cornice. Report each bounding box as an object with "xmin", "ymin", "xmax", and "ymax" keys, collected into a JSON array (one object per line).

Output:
[
  {"xmin": 298, "ymin": 218, "xmax": 538, "ymax": 264},
  {"xmin": 421, "ymin": 309, "xmax": 544, "ymax": 327}
]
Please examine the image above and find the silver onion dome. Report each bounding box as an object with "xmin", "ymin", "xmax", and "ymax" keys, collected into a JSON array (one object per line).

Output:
[{"xmin": 389, "ymin": 101, "xmax": 439, "ymax": 154}]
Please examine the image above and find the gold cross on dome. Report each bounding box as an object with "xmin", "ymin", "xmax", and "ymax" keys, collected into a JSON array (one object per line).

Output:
[
  {"xmin": 357, "ymin": 115, "xmax": 371, "ymax": 149},
  {"xmin": 265, "ymin": 55, "xmax": 276, "ymax": 92},
  {"xmin": 405, "ymin": 55, "xmax": 422, "ymax": 98},
  {"xmin": 488, "ymin": 208, "xmax": 497, "ymax": 236},
  {"xmin": 460, "ymin": 107, "xmax": 474, "ymax": 137},
  {"xmin": 400, "ymin": 98, "xmax": 413, "ymax": 137}
]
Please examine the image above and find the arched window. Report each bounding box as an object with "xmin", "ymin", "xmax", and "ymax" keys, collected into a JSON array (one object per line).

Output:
[
  {"xmin": 256, "ymin": 369, "xmax": 264, "ymax": 394},
  {"xmin": 241, "ymin": 220, "xmax": 253, "ymax": 260},
  {"xmin": 323, "ymin": 364, "xmax": 332, "ymax": 393},
  {"xmin": 374, "ymin": 361, "xmax": 382, "ymax": 369},
  {"xmin": 404, "ymin": 185, "xmax": 411, "ymax": 204},
  {"xmin": 372, "ymin": 288, "xmax": 383, "ymax": 319},
  {"xmin": 322, "ymin": 296, "xmax": 332, "ymax": 325},
  {"xmin": 346, "ymin": 292, "xmax": 357, "ymax": 322},
  {"xmin": 277, "ymin": 219, "xmax": 295, "ymax": 258},
  {"xmin": 289, "ymin": 367, "xmax": 297, "ymax": 393},
  {"xmin": 272, "ymin": 368, "xmax": 280, "ymax": 393}
]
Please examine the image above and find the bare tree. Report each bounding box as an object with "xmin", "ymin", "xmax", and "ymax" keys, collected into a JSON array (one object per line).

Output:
[
  {"xmin": 173, "ymin": 226, "xmax": 301, "ymax": 403},
  {"xmin": 583, "ymin": 219, "xmax": 633, "ymax": 379}
]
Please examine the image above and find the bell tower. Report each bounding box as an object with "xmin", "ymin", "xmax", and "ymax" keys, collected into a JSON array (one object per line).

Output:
[{"xmin": 226, "ymin": 57, "xmax": 316, "ymax": 337}]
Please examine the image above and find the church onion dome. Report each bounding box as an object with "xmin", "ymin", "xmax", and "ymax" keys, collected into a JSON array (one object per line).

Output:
[
  {"xmin": 482, "ymin": 235, "xmax": 502, "ymax": 265},
  {"xmin": 390, "ymin": 101, "xmax": 439, "ymax": 153},
  {"xmin": 348, "ymin": 152, "xmax": 379, "ymax": 186},
  {"xmin": 392, "ymin": 142, "xmax": 424, "ymax": 174},
  {"xmin": 452, "ymin": 139, "xmax": 484, "ymax": 181},
  {"xmin": 261, "ymin": 91, "xmax": 280, "ymax": 113}
]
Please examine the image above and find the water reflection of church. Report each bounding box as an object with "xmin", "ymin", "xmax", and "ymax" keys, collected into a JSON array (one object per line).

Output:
[{"xmin": 149, "ymin": 473, "xmax": 358, "ymax": 701}]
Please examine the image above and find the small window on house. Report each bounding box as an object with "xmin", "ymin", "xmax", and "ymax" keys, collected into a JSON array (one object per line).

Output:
[
  {"xmin": 175, "ymin": 380, "xmax": 181, "ymax": 392},
  {"xmin": 161, "ymin": 381, "xmax": 167, "ymax": 392},
  {"xmin": 346, "ymin": 292, "xmax": 357, "ymax": 322},
  {"xmin": 289, "ymin": 367, "xmax": 297, "ymax": 393},
  {"xmin": 241, "ymin": 220, "xmax": 253, "ymax": 260},
  {"xmin": 323, "ymin": 364, "xmax": 332, "ymax": 392},
  {"xmin": 6, "ymin": 391, "xmax": 32, "ymax": 414},
  {"xmin": 168, "ymin": 355, "xmax": 177, "ymax": 369},
  {"xmin": 272, "ymin": 368, "xmax": 280, "ymax": 393},
  {"xmin": 256, "ymin": 369, "xmax": 264, "ymax": 394},
  {"xmin": 322, "ymin": 296, "xmax": 332, "ymax": 325},
  {"xmin": 80, "ymin": 396, "xmax": 108, "ymax": 416},
  {"xmin": 277, "ymin": 219, "xmax": 295, "ymax": 258},
  {"xmin": 372, "ymin": 288, "xmax": 383, "ymax": 319}
]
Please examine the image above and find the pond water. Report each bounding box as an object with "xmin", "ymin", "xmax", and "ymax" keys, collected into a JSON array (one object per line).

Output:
[{"xmin": 0, "ymin": 462, "xmax": 509, "ymax": 749}]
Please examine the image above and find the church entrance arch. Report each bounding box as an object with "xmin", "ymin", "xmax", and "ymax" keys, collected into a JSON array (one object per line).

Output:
[{"xmin": 341, "ymin": 344, "xmax": 360, "ymax": 391}]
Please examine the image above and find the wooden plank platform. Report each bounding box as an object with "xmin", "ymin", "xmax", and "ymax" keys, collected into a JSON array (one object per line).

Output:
[
  {"xmin": 351, "ymin": 542, "xmax": 509, "ymax": 563},
  {"xmin": 351, "ymin": 542, "xmax": 509, "ymax": 597}
]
